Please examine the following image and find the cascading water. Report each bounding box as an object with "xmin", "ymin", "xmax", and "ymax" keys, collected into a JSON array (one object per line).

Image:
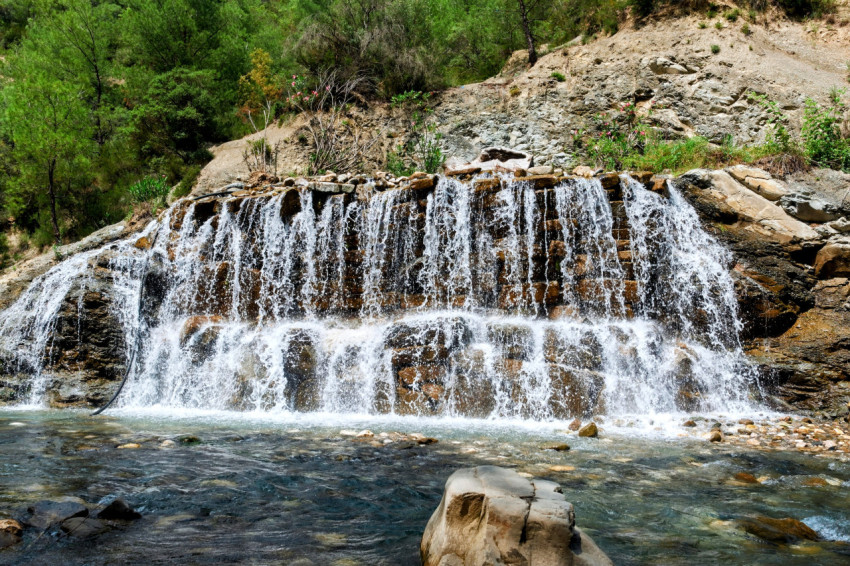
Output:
[{"xmin": 0, "ymin": 174, "xmax": 758, "ymax": 419}]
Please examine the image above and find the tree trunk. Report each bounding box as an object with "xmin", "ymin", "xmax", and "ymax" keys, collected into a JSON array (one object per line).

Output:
[
  {"xmin": 47, "ymin": 158, "xmax": 61, "ymax": 245},
  {"xmin": 517, "ymin": 0, "xmax": 537, "ymax": 66}
]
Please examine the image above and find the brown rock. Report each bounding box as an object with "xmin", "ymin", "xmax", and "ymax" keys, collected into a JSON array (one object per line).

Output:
[
  {"xmin": 578, "ymin": 422, "xmax": 599, "ymax": 438},
  {"xmin": 397, "ymin": 365, "xmax": 447, "ymax": 386},
  {"xmin": 740, "ymin": 516, "xmax": 820, "ymax": 543},
  {"xmin": 814, "ymin": 242, "xmax": 850, "ymax": 279},
  {"xmin": 709, "ymin": 430, "xmax": 723, "ymax": 442},
  {"xmin": 543, "ymin": 443, "xmax": 571, "ymax": 452},
  {"xmin": 568, "ymin": 418, "xmax": 582, "ymax": 431},
  {"xmin": 0, "ymin": 519, "xmax": 22, "ymax": 549},
  {"xmin": 734, "ymin": 472, "xmax": 759, "ymax": 484},
  {"xmin": 133, "ymin": 236, "xmax": 152, "ymax": 250}
]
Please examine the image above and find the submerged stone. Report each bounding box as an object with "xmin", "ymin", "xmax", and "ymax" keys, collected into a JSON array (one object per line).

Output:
[
  {"xmin": 25, "ymin": 500, "xmax": 88, "ymax": 529},
  {"xmin": 739, "ymin": 516, "xmax": 820, "ymax": 543},
  {"xmin": 61, "ymin": 517, "xmax": 108, "ymax": 538}
]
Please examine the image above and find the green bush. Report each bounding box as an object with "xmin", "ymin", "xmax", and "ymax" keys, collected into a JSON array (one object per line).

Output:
[
  {"xmin": 801, "ymin": 88, "xmax": 850, "ymax": 170},
  {"xmin": 551, "ymin": 71, "xmax": 567, "ymax": 82},
  {"xmin": 128, "ymin": 176, "xmax": 171, "ymax": 204},
  {"xmin": 172, "ymin": 165, "xmax": 202, "ymax": 200},
  {"xmin": 711, "ymin": 44, "xmax": 721, "ymax": 54},
  {"xmin": 742, "ymin": 23, "xmax": 751, "ymax": 35}
]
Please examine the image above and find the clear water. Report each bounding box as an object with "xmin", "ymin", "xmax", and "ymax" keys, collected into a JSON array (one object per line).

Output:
[{"xmin": 0, "ymin": 410, "xmax": 848, "ymax": 565}]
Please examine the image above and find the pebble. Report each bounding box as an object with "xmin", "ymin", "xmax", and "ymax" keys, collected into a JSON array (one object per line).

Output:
[
  {"xmin": 682, "ymin": 415, "xmax": 850, "ymax": 457},
  {"xmin": 117, "ymin": 443, "xmax": 141, "ymax": 449},
  {"xmin": 160, "ymin": 439, "xmax": 177, "ymax": 448},
  {"xmin": 548, "ymin": 465, "xmax": 576, "ymax": 472},
  {"xmin": 543, "ymin": 443, "xmax": 570, "ymax": 452}
]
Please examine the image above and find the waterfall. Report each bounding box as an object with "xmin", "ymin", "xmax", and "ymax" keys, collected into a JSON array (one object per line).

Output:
[{"xmin": 0, "ymin": 174, "xmax": 757, "ymax": 418}]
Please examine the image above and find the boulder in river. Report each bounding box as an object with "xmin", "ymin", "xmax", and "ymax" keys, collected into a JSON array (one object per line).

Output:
[
  {"xmin": 24, "ymin": 500, "xmax": 88, "ymax": 529},
  {"xmin": 60, "ymin": 517, "xmax": 108, "ymax": 538},
  {"xmin": 0, "ymin": 518, "xmax": 23, "ymax": 548},
  {"xmin": 97, "ymin": 498, "xmax": 142, "ymax": 521},
  {"xmin": 421, "ymin": 466, "xmax": 612, "ymax": 566},
  {"xmin": 739, "ymin": 516, "xmax": 820, "ymax": 544}
]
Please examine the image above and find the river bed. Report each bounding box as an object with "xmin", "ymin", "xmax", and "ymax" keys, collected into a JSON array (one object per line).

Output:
[{"xmin": 1, "ymin": 409, "xmax": 849, "ymax": 565}]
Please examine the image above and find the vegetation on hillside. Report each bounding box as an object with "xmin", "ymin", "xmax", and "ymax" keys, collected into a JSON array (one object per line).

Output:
[{"xmin": 0, "ymin": 0, "xmax": 841, "ymax": 265}]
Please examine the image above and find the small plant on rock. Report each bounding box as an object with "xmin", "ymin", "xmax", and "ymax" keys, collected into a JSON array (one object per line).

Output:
[
  {"xmin": 711, "ymin": 44, "xmax": 721, "ymax": 54},
  {"xmin": 742, "ymin": 23, "xmax": 751, "ymax": 35},
  {"xmin": 128, "ymin": 175, "xmax": 170, "ymax": 204},
  {"xmin": 550, "ymin": 71, "xmax": 566, "ymax": 82},
  {"xmin": 801, "ymin": 88, "xmax": 850, "ymax": 171},
  {"xmin": 715, "ymin": 21, "xmax": 724, "ymax": 30}
]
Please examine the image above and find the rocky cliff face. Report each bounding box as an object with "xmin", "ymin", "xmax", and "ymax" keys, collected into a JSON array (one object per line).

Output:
[
  {"xmin": 677, "ymin": 166, "xmax": 850, "ymax": 415},
  {"xmin": 1, "ymin": 163, "xmax": 847, "ymax": 418}
]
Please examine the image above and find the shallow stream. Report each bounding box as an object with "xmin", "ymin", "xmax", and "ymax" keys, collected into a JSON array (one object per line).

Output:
[{"xmin": 1, "ymin": 410, "xmax": 848, "ymax": 565}]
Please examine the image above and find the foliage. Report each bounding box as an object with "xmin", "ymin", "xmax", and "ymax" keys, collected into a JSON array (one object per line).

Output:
[
  {"xmin": 551, "ymin": 71, "xmax": 566, "ymax": 82},
  {"xmin": 239, "ymin": 49, "xmax": 285, "ymax": 174},
  {"xmin": 801, "ymin": 88, "xmax": 850, "ymax": 170},
  {"xmin": 286, "ymin": 72, "xmax": 380, "ymax": 174},
  {"xmin": 128, "ymin": 176, "xmax": 170, "ymax": 204},
  {"xmin": 748, "ymin": 92, "xmax": 797, "ymax": 153},
  {"xmin": 386, "ymin": 108, "xmax": 444, "ymax": 174},
  {"xmin": 391, "ymin": 91, "xmax": 432, "ymax": 108},
  {"xmin": 0, "ymin": 0, "xmax": 843, "ymax": 254},
  {"xmin": 711, "ymin": 44, "xmax": 721, "ymax": 54},
  {"xmin": 172, "ymin": 165, "xmax": 202, "ymax": 200}
]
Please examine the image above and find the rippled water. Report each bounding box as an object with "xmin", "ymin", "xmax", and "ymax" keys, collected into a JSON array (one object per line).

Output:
[{"xmin": 1, "ymin": 410, "xmax": 848, "ymax": 565}]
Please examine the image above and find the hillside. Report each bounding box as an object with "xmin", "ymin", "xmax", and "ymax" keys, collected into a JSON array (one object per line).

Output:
[{"xmin": 194, "ymin": 6, "xmax": 850, "ymax": 192}]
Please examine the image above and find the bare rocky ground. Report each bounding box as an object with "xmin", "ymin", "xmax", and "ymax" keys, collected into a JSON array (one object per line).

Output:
[{"xmin": 192, "ymin": 5, "xmax": 850, "ymax": 194}]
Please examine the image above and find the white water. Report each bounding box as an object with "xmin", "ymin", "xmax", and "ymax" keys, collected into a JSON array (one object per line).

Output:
[{"xmin": 0, "ymin": 175, "xmax": 758, "ymax": 419}]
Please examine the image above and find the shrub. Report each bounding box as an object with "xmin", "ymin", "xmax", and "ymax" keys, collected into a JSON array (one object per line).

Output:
[
  {"xmin": 172, "ymin": 165, "xmax": 202, "ymax": 200},
  {"xmin": 725, "ymin": 8, "xmax": 740, "ymax": 21},
  {"xmin": 711, "ymin": 44, "xmax": 721, "ymax": 54},
  {"xmin": 698, "ymin": 21, "xmax": 707, "ymax": 29},
  {"xmin": 801, "ymin": 88, "xmax": 850, "ymax": 170},
  {"xmin": 391, "ymin": 90, "xmax": 432, "ymax": 108},
  {"xmin": 551, "ymin": 71, "xmax": 566, "ymax": 82},
  {"xmin": 715, "ymin": 21, "xmax": 724, "ymax": 30},
  {"xmin": 742, "ymin": 23, "xmax": 751, "ymax": 35},
  {"xmin": 128, "ymin": 176, "xmax": 170, "ymax": 204},
  {"xmin": 386, "ymin": 146, "xmax": 414, "ymax": 177}
]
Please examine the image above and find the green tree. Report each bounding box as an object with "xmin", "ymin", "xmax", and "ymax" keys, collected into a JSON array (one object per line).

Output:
[
  {"xmin": 131, "ymin": 68, "xmax": 218, "ymax": 165},
  {"xmin": 4, "ymin": 67, "xmax": 94, "ymax": 244}
]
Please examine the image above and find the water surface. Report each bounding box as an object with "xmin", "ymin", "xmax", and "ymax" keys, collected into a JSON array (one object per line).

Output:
[{"xmin": 1, "ymin": 410, "xmax": 848, "ymax": 565}]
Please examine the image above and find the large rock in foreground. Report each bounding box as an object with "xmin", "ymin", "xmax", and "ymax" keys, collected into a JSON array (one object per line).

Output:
[{"xmin": 421, "ymin": 466, "xmax": 612, "ymax": 566}]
